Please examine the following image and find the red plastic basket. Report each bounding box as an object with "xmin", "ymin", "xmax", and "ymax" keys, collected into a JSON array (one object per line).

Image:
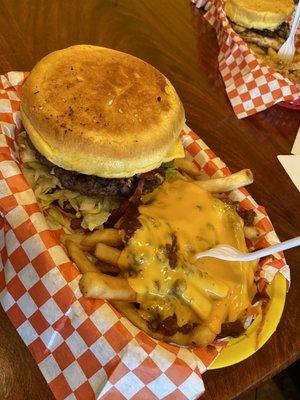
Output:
[
  {"xmin": 278, "ymin": 84, "xmax": 300, "ymax": 110},
  {"xmin": 279, "ymin": 98, "xmax": 300, "ymax": 110}
]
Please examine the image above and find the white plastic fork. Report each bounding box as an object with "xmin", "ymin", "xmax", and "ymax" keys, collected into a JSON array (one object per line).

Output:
[
  {"xmin": 192, "ymin": 236, "xmax": 300, "ymax": 262},
  {"xmin": 278, "ymin": 2, "xmax": 300, "ymax": 63}
]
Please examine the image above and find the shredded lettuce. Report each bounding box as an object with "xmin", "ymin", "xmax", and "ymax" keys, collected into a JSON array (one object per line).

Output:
[
  {"xmin": 25, "ymin": 161, "xmax": 49, "ymax": 173},
  {"xmin": 47, "ymin": 207, "xmax": 68, "ymax": 227},
  {"xmin": 165, "ymin": 165, "xmax": 179, "ymax": 180},
  {"xmin": 82, "ymin": 211, "xmax": 111, "ymax": 231},
  {"xmin": 19, "ymin": 134, "xmax": 120, "ymax": 231},
  {"xmin": 18, "ymin": 134, "xmax": 36, "ymax": 163}
]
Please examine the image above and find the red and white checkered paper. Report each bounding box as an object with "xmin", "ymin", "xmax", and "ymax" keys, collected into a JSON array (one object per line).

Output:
[
  {"xmin": 193, "ymin": 0, "xmax": 300, "ymax": 118},
  {"xmin": 0, "ymin": 72, "xmax": 289, "ymax": 400}
]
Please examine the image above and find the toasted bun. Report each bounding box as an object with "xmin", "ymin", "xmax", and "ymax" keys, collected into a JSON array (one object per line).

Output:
[
  {"xmin": 21, "ymin": 45, "xmax": 185, "ymax": 178},
  {"xmin": 225, "ymin": 0, "xmax": 294, "ymax": 30}
]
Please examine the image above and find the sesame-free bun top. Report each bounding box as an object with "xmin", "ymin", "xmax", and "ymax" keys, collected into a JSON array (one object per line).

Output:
[
  {"xmin": 21, "ymin": 45, "xmax": 185, "ymax": 178},
  {"xmin": 225, "ymin": 0, "xmax": 294, "ymax": 30}
]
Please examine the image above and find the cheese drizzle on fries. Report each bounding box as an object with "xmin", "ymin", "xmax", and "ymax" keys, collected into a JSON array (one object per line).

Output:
[{"xmin": 63, "ymin": 161, "xmax": 264, "ymax": 347}]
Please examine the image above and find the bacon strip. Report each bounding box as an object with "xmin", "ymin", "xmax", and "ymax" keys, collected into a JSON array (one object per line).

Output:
[{"xmin": 104, "ymin": 178, "xmax": 145, "ymax": 228}]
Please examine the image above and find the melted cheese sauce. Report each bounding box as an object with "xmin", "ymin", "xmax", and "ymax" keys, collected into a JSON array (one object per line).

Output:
[{"xmin": 118, "ymin": 179, "xmax": 257, "ymax": 336}]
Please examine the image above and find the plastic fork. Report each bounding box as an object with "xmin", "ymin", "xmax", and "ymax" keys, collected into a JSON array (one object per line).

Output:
[
  {"xmin": 191, "ymin": 0, "xmax": 207, "ymax": 8},
  {"xmin": 278, "ymin": 2, "xmax": 300, "ymax": 63},
  {"xmin": 192, "ymin": 236, "xmax": 300, "ymax": 262}
]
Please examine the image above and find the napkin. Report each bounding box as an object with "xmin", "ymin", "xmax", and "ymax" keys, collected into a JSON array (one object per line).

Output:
[
  {"xmin": 292, "ymin": 127, "xmax": 300, "ymax": 155},
  {"xmin": 278, "ymin": 155, "xmax": 300, "ymax": 192},
  {"xmin": 277, "ymin": 126, "xmax": 300, "ymax": 192}
]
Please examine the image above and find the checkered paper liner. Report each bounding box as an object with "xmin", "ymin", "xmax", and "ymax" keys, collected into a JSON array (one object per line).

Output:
[
  {"xmin": 0, "ymin": 72, "xmax": 289, "ymax": 400},
  {"xmin": 194, "ymin": 0, "xmax": 300, "ymax": 118}
]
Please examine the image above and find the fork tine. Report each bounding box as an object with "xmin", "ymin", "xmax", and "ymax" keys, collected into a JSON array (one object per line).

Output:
[{"xmin": 278, "ymin": 2, "xmax": 300, "ymax": 61}]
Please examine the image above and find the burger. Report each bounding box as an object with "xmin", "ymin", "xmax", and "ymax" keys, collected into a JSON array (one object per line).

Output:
[
  {"xmin": 224, "ymin": 0, "xmax": 300, "ymax": 82},
  {"xmin": 225, "ymin": 0, "xmax": 295, "ymax": 50},
  {"xmin": 19, "ymin": 45, "xmax": 185, "ymax": 231}
]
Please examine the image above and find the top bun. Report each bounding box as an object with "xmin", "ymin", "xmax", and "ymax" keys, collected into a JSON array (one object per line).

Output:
[
  {"xmin": 225, "ymin": 0, "xmax": 294, "ymax": 30},
  {"xmin": 21, "ymin": 45, "xmax": 185, "ymax": 178}
]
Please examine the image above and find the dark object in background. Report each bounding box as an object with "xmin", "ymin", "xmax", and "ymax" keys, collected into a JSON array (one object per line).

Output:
[
  {"xmin": 236, "ymin": 361, "xmax": 300, "ymax": 400},
  {"xmin": 273, "ymin": 361, "xmax": 300, "ymax": 400}
]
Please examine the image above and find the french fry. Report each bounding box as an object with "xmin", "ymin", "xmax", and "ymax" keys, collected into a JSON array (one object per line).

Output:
[
  {"xmin": 181, "ymin": 171, "xmax": 194, "ymax": 182},
  {"xmin": 292, "ymin": 54, "xmax": 300, "ymax": 63},
  {"xmin": 290, "ymin": 61, "xmax": 300, "ymax": 71},
  {"xmin": 204, "ymin": 300, "xmax": 229, "ymax": 334},
  {"xmin": 243, "ymin": 226, "xmax": 265, "ymax": 239},
  {"xmin": 195, "ymin": 169, "xmax": 253, "ymax": 193},
  {"xmin": 79, "ymin": 272, "xmax": 136, "ymax": 300},
  {"xmin": 190, "ymin": 325, "xmax": 216, "ymax": 348},
  {"xmin": 81, "ymin": 228, "xmax": 123, "ymax": 250},
  {"xmin": 97, "ymin": 261, "xmax": 120, "ymax": 275},
  {"xmin": 186, "ymin": 263, "xmax": 229, "ymax": 300},
  {"xmin": 95, "ymin": 242, "xmax": 121, "ymax": 266},
  {"xmin": 174, "ymin": 159, "xmax": 201, "ymax": 178},
  {"xmin": 175, "ymin": 171, "xmax": 189, "ymax": 182},
  {"xmin": 65, "ymin": 240, "xmax": 100, "ymax": 274},
  {"xmin": 248, "ymin": 43, "xmax": 266, "ymax": 56},
  {"xmin": 200, "ymin": 277, "xmax": 229, "ymax": 300},
  {"xmin": 267, "ymin": 47, "xmax": 300, "ymax": 66},
  {"xmin": 268, "ymin": 47, "xmax": 280, "ymax": 61},
  {"xmin": 117, "ymin": 249, "xmax": 131, "ymax": 270},
  {"xmin": 66, "ymin": 160, "xmax": 259, "ymax": 347},
  {"xmin": 196, "ymin": 172, "xmax": 215, "ymax": 181},
  {"xmin": 181, "ymin": 284, "xmax": 212, "ymax": 320},
  {"xmin": 61, "ymin": 233, "xmax": 85, "ymax": 247}
]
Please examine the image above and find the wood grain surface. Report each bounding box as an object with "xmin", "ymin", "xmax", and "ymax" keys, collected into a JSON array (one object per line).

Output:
[{"xmin": 0, "ymin": 1, "xmax": 299, "ymax": 399}]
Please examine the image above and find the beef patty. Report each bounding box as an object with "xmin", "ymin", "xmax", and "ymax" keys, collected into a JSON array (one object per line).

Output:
[
  {"xmin": 231, "ymin": 21, "xmax": 290, "ymax": 51},
  {"xmin": 33, "ymin": 143, "xmax": 168, "ymax": 198}
]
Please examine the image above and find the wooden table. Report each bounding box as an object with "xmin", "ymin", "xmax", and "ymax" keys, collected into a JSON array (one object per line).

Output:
[{"xmin": 0, "ymin": 1, "xmax": 299, "ymax": 399}]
